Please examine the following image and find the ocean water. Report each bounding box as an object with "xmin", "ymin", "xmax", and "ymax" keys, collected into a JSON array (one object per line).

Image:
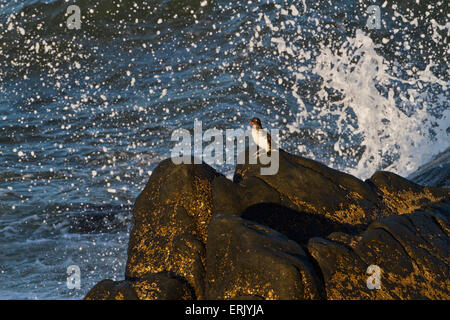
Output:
[{"xmin": 0, "ymin": 0, "xmax": 448, "ymax": 299}]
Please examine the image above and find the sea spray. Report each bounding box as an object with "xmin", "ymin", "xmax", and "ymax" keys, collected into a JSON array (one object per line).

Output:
[
  {"xmin": 247, "ymin": 3, "xmax": 449, "ymax": 180},
  {"xmin": 0, "ymin": 0, "xmax": 448, "ymax": 299},
  {"xmin": 312, "ymin": 30, "xmax": 449, "ymax": 179}
]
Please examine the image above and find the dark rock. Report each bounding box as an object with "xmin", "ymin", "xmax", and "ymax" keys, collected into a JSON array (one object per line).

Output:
[
  {"xmin": 125, "ymin": 157, "xmax": 222, "ymax": 299},
  {"xmin": 233, "ymin": 149, "xmax": 380, "ymax": 227},
  {"xmin": 241, "ymin": 203, "xmax": 358, "ymax": 244},
  {"xmin": 230, "ymin": 296, "xmax": 265, "ymax": 300},
  {"xmin": 213, "ymin": 148, "xmax": 449, "ymax": 244},
  {"xmin": 368, "ymin": 171, "xmax": 449, "ymax": 215},
  {"xmin": 213, "ymin": 149, "xmax": 379, "ymax": 244},
  {"xmin": 84, "ymin": 273, "xmax": 194, "ymax": 300},
  {"xmin": 308, "ymin": 200, "xmax": 450, "ymax": 299},
  {"xmin": 132, "ymin": 272, "xmax": 195, "ymax": 300},
  {"xmin": 205, "ymin": 214, "xmax": 324, "ymax": 300},
  {"xmin": 307, "ymin": 237, "xmax": 368, "ymax": 299},
  {"xmin": 87, "ymin": 148, "xmax": 449, "ymax": 300},
  {"xmin": 84, "ymin": 279, "xmax": 138, "ymax": 300}
]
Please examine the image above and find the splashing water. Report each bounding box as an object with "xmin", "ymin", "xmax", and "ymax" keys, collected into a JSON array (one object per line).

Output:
[
  {"xmin": 0, "ymin": 0, "xmax": 448, "ymax": 299},
  {"xmin": 249, "ymin": 3, "xmax": 449, "ymax": 180},
  {"xmin": 313, "ymin": 30, "xmax": 449, "ymax": 179}
]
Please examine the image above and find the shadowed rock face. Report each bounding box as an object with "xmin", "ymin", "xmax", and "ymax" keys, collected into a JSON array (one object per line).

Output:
[
  {"xmin": 85, "ymin": 280, "xmax": 139, "ymax": 300},
  {"xmin": 84, "ymin": 272, "xmax": 194, "ymax": 300},
  {"xmin": 131, "ymin": 272, "xmax": 195, "ymax": 300},
  {"xmin": 205, "ymin": 214, "xmax": 324, "ymax": 300},
  {"xmin": 85, "ymin": 149, "xmax": 449, "ymax": 300},
  {"xmin": 216, "ymin": 149, "xmax": 448, "ymax": 243},
  {"xmin": 232, "ymin": 150, "xmax": 381, "ymax": 229}
]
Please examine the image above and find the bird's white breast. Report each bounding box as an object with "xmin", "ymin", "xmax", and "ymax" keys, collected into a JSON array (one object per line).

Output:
[{"xmin": 252, "ymin": 127, "xmax": 270, "ymax": 151}]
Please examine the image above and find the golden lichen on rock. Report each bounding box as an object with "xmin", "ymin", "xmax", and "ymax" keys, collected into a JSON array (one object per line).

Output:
[
  {"xmin": 125, "ymin": 158, "xmax": 220, "ymax": 299},
  {"xmin": 308, "ymin": 203, "xmax": 450, "ymax": 300},
  {"xmin": 85, "ymin": 150, "xmax": 450, "ymax": 300},
  {"xmin": 369, "ymin": 171, "xmax": 449, "ymax": 216}
]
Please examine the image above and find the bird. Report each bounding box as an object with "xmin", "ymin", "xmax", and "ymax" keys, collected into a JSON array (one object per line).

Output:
[{"xmin": 249, "ymin": 117, "xmax": 271, "ymax": 156}]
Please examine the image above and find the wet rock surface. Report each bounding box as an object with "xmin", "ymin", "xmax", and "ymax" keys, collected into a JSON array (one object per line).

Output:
[
  {"xmin": 84, "ymin": 272, "xmax": 194, "ymax": 300},
  {"xmin": 205, "ymin": 214, "xmax": 324, "ymax": 300},
  {"xmin": 86, "ymin": 150, "xmax": 449, "ymax": 300},
  {"xmin": 85, "ymin": 279, "xmax": 138, "ymax": 300},
  {"xmin": 232, "ymin": 149, "xmax": 381, "ymax": 229},
  {"xmin": 125, "ymin": 157, "xmax": 222, "ymax": 299},
  {"xmin": 308, "ymin": 200, "xmax": 450, "ymax": 299},
  {"xmin": 368, "ymin": 171, "xmax": 449, "ymax": 216}
]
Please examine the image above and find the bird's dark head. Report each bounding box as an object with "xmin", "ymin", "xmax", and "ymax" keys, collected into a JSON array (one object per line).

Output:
[{"xmin": 249, "ymin": 117, "xmax": 262, "ymax": 128}]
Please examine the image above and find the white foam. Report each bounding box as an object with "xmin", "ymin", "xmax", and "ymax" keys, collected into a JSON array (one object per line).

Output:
[
  {"xmin": 312, "ymin": 30, "xmax": 449, "ymax": 179},
  {"xmin": 251, "ymin": 5, "xmax": 449, "ymax": 180}
]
